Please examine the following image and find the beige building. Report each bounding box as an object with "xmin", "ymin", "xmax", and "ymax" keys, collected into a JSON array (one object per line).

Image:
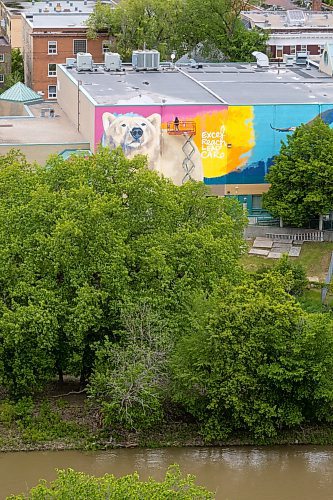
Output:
[{"xmin": 0, "ymin": 82, "xmax": 90, "ymax": 163}]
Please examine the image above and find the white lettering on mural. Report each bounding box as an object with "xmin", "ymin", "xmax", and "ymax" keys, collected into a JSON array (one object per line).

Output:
[{"xmin": 201, "ymin": 126, "xmax": 226, "ymax": 159}]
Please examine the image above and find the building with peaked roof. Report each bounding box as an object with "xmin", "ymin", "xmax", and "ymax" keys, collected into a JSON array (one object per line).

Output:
[
  {"xmin": 55, "ymin": 53, "xmax": 333, "ymax": 216},
  {"xmin": 0, "ymin": 81, "xmax": 42, "ymax": 103}
]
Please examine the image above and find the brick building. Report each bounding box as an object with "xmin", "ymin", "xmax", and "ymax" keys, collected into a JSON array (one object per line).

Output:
[
  {"xmin": 242, "ymin": 9, "xmax": 333, "ymax": 61},
  {"xmin": 0, "ymin": 36, "xmax": 11, "ymax": 87},
  {"xmin": 21, "ymin": 2, "xmax": 111, "ymax": 100}
]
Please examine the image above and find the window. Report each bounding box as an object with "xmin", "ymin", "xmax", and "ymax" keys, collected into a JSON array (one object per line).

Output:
[
  {"xmin": 301, "ymin": 44, "xmax": 307, "ymax": 53},
  {"xmin": 73, "ymin": 39, "xmax": 87, "ymax": 54},
  {"xmin": 48, "ymin": 41, "xmax": 57, "ymax": 54},
  {"xmin": 324, "ymin": 50, "xmax": 329, "ymax": 65},
  {"xmin": 319, "ymin": 45, "xmax": 325, "ymax": 54},
  {"xmin": 48, "ymin": 63, "xmax": 56, "ymax": 76},
  {"xmin": 102, "ymin": 41, "xmax": 110, "ymax": 53},
  {"xmin": 276, "ymin": 45, "xmax": 283, "ymax": 58},
  {"xmin": 0, "ymin": 74, "xmax": 4, "ymax": 83},
  {"xmin": 0, "ymin": 54, "xmax": 4, "ymax": 63},
  {"xmin": 48, "ymin": 84, "xmax": 57, "ymax": 98},
  {"xmin": 290, "ymin": 46, "xmax": 296, "ymax": 56},
  {"xmin": 252, "ymin": 195, "xmax": 263, "ymax": 210}
]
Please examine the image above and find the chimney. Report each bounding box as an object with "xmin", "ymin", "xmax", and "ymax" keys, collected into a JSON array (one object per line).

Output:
[{"xmin": 312, "ymin": 0, "xmax": 322, "ymax": 10}]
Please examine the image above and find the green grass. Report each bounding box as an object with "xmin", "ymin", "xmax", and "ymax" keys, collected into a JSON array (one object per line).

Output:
[{"xmin": 242, "ymin": 242, "xmax": 333, "ymax": 281}]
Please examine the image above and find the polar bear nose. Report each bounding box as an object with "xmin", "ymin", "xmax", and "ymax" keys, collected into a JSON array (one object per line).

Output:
[{"xmin": 130, "ymin": 127, "xmax": 143, "ymax": 140}]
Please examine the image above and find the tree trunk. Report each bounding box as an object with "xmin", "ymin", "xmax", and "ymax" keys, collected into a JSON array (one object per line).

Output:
[
  {"xmin": 319, "ymin": 214, "xmax": 323, "ymax": 231},
  {"xmin": 279, "ymin": 217, "xmax": 283, "ymax": 228}
]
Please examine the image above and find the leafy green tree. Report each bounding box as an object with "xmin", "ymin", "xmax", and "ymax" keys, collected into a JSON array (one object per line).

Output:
[
  {"xmin": 87, "ymin": 0, "xmax": 184, "ymax": 60},
  {"xmin": 9, "ymin": 466, "xmax": 214, "ymax": 499},
  {"xmin": 171, "ymin": 273, "xmax": 333, "ymax": 440},
  {"xmin": 88, "ymin": 301, "xmax": 170, "ymax": 431},
  {"xmin": 256, "ymin": 255, "xmax": 308, "ymax": 297},
  {"xmin": 264, "ymin": 118, "xmax": 333, "ymax": 227},
  {"xmin": 87, "ymin": 0, "xmax": 268, "ymax": 62},
  {"xmin": 181, "ymin": 0, "xmax": 268, "ymax": 61},
  {"xmin": 3, "ymin": 49, "xmax": 24, "ymax": 91},
  {"xmin": 0, "ymin": 148, "xmax": 246, "ymax": 397}
]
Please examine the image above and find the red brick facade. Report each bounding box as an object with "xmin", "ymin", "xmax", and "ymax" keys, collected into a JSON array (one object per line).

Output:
[{"xmin": 24, "ymin": 24, "xmax": 108, "ymax": 99}]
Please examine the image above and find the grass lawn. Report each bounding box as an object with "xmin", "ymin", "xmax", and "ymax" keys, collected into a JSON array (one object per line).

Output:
[{"xmin": 241, "ymin": 242, "xmax": 333, "ymax": 281}]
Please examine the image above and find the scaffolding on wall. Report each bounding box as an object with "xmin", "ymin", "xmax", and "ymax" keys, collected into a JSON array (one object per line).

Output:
[{"xmin": 167, "ymin": 121, "xmax": 197, "ymax": 184}]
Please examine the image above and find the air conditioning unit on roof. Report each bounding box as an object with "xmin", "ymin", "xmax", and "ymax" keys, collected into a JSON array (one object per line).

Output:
[
  {"xmin": 132, "ymin": 50, "xmax": 160, "ymax": 71},
  {"xmin": 76, "ymin": 52, "xmax": 93, "ymax": 72},
  {"xmin": 104, "ymin": 52, "xmax": 122, "ymax": 71}
]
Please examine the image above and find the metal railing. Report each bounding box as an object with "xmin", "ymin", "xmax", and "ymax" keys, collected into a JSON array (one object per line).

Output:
[{"xmin": 266, "ymin": 231, "xmax": 324, "ymax": 242}]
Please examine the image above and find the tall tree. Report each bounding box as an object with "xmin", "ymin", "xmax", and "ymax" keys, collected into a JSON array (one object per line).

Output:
[
  {"xmin": 87, "ymin": 0, "xmax": 267, "ymax": 62},
  {"xmin": 0, "ymin": 149, "xmax": 246, "ymax": 397},
  {"xmin": 171, "ymin": 273, "xmax": 333, "ymax": 440},
  {"xmin": 264, "ymin": 118, "xmax": 333, "ymax": 228}
]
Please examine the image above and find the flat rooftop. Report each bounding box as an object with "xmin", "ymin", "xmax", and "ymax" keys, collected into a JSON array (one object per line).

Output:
[
  {"xmin": 5, "ymin": 0, "xmax": 116, "ymax": 15},
  {"xmin": 25, "ymin": 12, "xmax": 90, "ymax": 28},
  {"xmin": 61, "ymin": 62, "xmax": 333, "ymax": 105},
  {"xmin": 0, "ymin": 102, "xmax": 87, "ymax": 144},
  {"xmin": 242, "ymin": 9, "xmax": 333, "ymax": 30}
]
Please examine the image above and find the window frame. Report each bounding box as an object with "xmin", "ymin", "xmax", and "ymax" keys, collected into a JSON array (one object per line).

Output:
[
  {"xmin": 290, "ymin": 45, "xmax": 296, "ymax": 56},
  {"xmin": 48, "ymin": 63, "xmax": 57, "ymax": 77},
  {"xmin": 48, "ymin": 40, "xmax": 57, "ymax": 55},
  {"xmin": 102, "ymin": 40, "xmax": 110, "ymax": 53},
  {"xmin": 252, "ymin": 195, "xmax": 263, "ymax": 211},
  {"xmin": 276, "ymin": 45, "xmax": 283, "ymax": 58},
  {"xmin": 0, "ymin": 54, "xmax": 4, "ymax": 63},
  {"xmin": 0, "ymin": 74, "xmax": 4, "ymax": 83},
  {"xmin": 73, "ymin": 39, "xmax": 87, "ymax": 55},
  {"xmin": 48, "ymin": 84, "xmax": 57, "ymax": 99}
]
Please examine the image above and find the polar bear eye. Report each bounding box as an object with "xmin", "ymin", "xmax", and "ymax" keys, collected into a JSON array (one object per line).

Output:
[
  {"xmin": 121, "ymin": 123, "xmax": 126, "ymax": 128},
  {"xmin": 141, "ymin": 123, "xmax": 146, "ymax": 127}
]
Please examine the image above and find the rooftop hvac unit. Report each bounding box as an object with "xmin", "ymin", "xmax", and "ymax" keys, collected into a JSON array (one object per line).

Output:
[
  {"xmin": 296, "ymin": 52, "xmax": 307, "ymax": 65},
  {"xmin": 76, "ymin": 52, "xmax": 93, "ymax": 72},
  {"xmin": 132, "ymin": 50, "xmax": 160, "ymax": 71},
  {"xmin": 104, "ymin": 52, "xmax": 122, "ymax": 71},
  {"xmin": 284, "ymin": 54, "xmax": 295, "ymax": 66},
  {"xmin": 66, "ymin": 57, "xmax": 76, "ymax": 68}
]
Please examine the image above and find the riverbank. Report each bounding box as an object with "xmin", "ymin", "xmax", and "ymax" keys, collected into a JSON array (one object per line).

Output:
[{"xmin": 2, "ymin": 402, "xmax": 333, "ymax": 452}]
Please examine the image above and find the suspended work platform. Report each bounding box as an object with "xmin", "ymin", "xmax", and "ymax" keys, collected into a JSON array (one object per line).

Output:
[{"xmin": 167, "ymin": 121, "xmax": 196, "ymax": 135}]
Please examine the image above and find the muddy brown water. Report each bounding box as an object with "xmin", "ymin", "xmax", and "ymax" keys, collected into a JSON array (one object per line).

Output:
[{"xmin": 1, "ymin": 446, "xmax": 333, "ymax": 499}]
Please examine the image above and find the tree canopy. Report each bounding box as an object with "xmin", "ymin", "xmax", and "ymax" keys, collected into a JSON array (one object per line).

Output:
[
  {"xmin": 9, "ymin": 466, "xmax": 214, "ymax": 499},
  {"xmin": 0, "ymin": 148, "xmax": 245, "ymax": 397},
  {"xmin": 170, "ymin": 272, "xmax": 333, "ymax": 439},
  {"xmin": 263, "ymin": 118, "xmax": 333, "ymax": 227},
  {"xmin": 87, "ymin": 0, "xmax": 268, "ymax": 62}
]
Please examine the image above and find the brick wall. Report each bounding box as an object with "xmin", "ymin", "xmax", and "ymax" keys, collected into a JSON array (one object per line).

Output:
[{"xmin": 30, "ymin": 30, "xmax": 107, "ymax": 99}]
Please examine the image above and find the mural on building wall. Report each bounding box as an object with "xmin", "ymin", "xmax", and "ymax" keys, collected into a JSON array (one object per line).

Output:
[
  {"xmin": 96, "ymin": 104, "xmax": 333, "ymax": 186},
  {"xmin": 95, "ymin": 105, "xmax": 255, "ymax": 185},
  {"xmin": 214, "ymin": 104, "xmax": 333, "ymax": 186}
]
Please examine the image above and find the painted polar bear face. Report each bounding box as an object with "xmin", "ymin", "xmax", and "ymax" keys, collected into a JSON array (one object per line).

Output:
[{"xmin": 102, "ymin": 112, "xmax": 161, "ymax": 162}]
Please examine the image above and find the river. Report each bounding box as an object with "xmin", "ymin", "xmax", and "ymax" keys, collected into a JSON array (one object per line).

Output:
[{"xmin": 1, "ymin": 446, "xmax": 333, "ymax": 499}]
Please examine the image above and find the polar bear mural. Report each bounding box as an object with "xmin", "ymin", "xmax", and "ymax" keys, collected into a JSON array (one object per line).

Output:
[{"xmin": 101, "ymin": 111, "xmax": 203, "ymax": 186}]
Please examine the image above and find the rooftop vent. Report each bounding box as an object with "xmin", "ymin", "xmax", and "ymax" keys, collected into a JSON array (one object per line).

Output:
[
  {"xmin": 286, "ymin": 9, "xmax": 305, "ymax": 26},
  {"xmin": 132, "ymin": 50, "xmax": 160, "ymax": 71},
  {"xmin": 252, "ymin": 51, "xmax": 269, "ymax": 68}
]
